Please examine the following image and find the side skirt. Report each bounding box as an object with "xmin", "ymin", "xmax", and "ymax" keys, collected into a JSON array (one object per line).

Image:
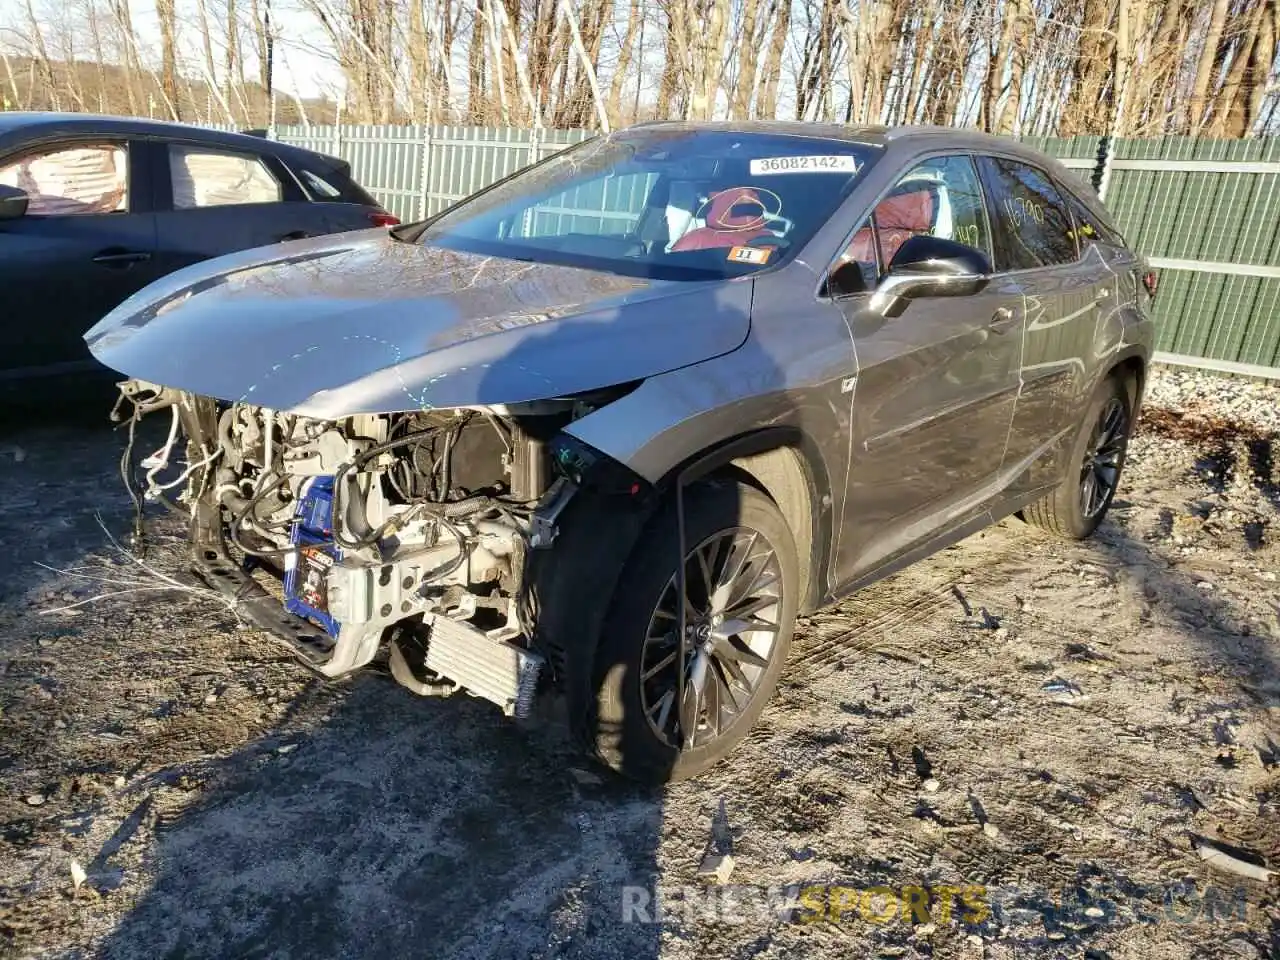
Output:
[{"xmin": 825, "ymin": 484, "xmax": 1057, "ymax": 604}]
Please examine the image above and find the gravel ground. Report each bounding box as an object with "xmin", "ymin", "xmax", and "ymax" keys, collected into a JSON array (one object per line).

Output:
[{"xmin": 0, "ymin": 367, "xmax": 1277, "ymax": 960}]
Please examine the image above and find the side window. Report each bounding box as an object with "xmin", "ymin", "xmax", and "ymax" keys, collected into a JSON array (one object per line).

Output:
[
  {"xmin": 519, "ymin": 172, "xmax": 655, "ymax": 239},
  {"xmin": 1061, "ymin": 185, "xmax": 1122, "ymax": 250},
  {"xmin": 298, "ymin": 168, "xmax": 342, "ymax": 200},
  {"xmin": 975, "ymin": 156, "xmax": 1077, "ymax": 270},
  {"xmin": 170, "ymin": 145, "xmax": 282, "ymax": 209},
  {"xmin": 0, "ymin": 143, "xmax": 128, "ymax": 216},
  {"xmin": 839, "ymin": 154, "xmax": 991, "ymax": 288}
]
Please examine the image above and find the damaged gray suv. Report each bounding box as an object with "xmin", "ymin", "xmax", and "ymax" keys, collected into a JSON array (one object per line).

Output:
[{"xmin": 86, "ymin": 122, "xmax": 1155, "ymax": 784}]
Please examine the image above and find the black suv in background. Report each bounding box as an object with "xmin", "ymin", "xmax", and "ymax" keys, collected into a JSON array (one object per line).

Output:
[{"xmin": 0, "ymin": 113, "xmax": 396, "ymax": 393}]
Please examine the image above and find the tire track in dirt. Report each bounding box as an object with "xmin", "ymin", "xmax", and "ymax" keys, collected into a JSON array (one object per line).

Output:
[{"xmin": 787, "ymin": 531, "xmax": 1024, "ymax": 682}]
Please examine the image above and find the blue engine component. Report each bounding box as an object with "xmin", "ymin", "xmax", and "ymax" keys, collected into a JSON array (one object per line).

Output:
[{"xmin": 283, "ymin": 476, "xmax": 343, "ymax": 637}]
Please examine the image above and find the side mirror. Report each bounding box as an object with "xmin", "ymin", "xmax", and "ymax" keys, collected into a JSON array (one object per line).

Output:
[
  {"xmin": 0, "ymin": 184, "xmax": 29, "ymax": 221},
  {"xmin": 825, "ymin": 259, "xmax": 868, "ymax": 298},
  {"xmin": 872, "ymin": 234, "xmax": 991, "ymax": 318}
]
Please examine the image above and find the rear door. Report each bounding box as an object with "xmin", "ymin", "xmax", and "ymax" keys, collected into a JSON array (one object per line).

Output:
[
  {"xmin": 832, "ymin": 153, "xmax": 1026, "ymax": 581},
  {"xmin": 149, "ymin": 139, "xmax": 322, "ymax": 275},
  {"xmin": 974, "ymin": 155, "xmax": 1106, "ymax": 498},
  {"xmin": 0, "ymin": 138, "xmax": 162, "ymax": 380}
]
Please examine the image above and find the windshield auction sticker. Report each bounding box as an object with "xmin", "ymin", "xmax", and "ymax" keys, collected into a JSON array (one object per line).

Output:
[{"xmin": 749, "ymin": 155, "xmax": 860, "ymax": 175}]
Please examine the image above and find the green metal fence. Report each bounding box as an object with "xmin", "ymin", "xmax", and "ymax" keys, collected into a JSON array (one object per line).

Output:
[
  {"xmin": 1106, "ymin": 138, "xmax": 1280, "ymax": 377},
  {"xmin": 273, "ymin": 124, "xmax": 591, "ymax": 222},
  {"xmin": 267, "ymin": 123, "xmax": 1280, "ymax": 378}
]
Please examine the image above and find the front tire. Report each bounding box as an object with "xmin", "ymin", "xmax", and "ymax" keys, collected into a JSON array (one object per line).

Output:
[
  {"xmin": 1023, "ymin": 372, "xmax": 1133, "ymax": 540},
  {"xmin": 583, "ymin": 479, "xmax": 798, "ymax": 784}
]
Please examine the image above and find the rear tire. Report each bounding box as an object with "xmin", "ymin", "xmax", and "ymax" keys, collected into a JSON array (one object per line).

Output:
[
  {"xmin": 583, "ymin": 479, "xmax": 798, "ymax": 785},
  {"xmin": 1023, "ymin": 373, "xmax": 1133, "ymax": 540}
]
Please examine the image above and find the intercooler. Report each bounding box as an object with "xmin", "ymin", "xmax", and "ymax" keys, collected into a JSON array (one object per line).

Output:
[{"xmin": 391, "ymin": 615, "xmax": 546, "ymax": 719}]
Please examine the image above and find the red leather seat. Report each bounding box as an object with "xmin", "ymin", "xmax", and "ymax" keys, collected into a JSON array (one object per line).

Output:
[{"xmin": 670, "ymin": 187, "xmax": 771, "ymax": 251}]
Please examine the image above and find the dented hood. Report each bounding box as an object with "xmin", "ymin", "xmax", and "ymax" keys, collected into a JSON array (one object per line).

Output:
[{"xmin": 85, "ymin": 229, "xmax": 753, "ymax": 417}]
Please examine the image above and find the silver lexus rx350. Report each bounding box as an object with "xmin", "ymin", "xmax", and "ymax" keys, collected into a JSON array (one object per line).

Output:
[{"xmin": 85, "ymin": 122, "xmax": 1156, "ymax": 783}]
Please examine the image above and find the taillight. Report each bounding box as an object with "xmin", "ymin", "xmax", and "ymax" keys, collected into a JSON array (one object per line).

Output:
[
  {"xmin": 1141, "ymin": 269, "xmax": 1158, "ymax": 299},
  {"xmin": 368, "ymin": 210, "xmax": 400, "ymax": 227}
]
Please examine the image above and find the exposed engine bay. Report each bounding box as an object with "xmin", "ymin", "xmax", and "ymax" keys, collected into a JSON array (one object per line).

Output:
[{"xmin": 114, "ymin": 380, "xmax": 626, "ymax": 719}]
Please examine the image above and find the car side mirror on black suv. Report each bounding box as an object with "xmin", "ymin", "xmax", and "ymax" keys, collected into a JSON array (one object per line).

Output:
[
  {"xmin": 872, "ymin": 234, "xmax": 992, "ymax": 318},
  {"xmin": 0, "ymin": 184, "xmax": 29, "ymax": 221}
]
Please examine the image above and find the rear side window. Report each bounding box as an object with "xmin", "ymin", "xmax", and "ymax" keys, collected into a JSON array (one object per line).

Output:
[
  {"xmin": 0, "ymin": 143, "xmax": 128, "ymax": 216},
  {"xmin": 170, "ymin": 145, "xmax": 281, "ymax": 208},
  {"xmin": 299, "ymin": 168, "xmax": 342, "ymax": 200},
  {"xmin": 1060, "ymin": 185, "xmax": 1124, "ymax": 249},
  {"xmin": 292, "ymin": 159, "xmax": 377, "ymax": 206},
  {"xmin": 976, "ymin": 156, "xmax": 1077, "ymax": 271}
]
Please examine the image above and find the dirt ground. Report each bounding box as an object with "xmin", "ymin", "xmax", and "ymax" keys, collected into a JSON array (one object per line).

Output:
[{"xmin": 0, "ymin": 371, "xmax": 1277, "ymax": 960}]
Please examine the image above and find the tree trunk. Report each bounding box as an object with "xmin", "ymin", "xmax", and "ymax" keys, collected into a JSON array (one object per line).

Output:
[
  {"xmin": 1211, "ymin": 0, "xmax": 1268, "ymax": 136},
  {"xmin": 111, "ymin": 0, "xmax": 141, "ymax": 116},
  {"xmin": 156, "ymin": 0, "xmax": 180, "ymax": 118},
  {"xmin": 408, "ymin": 0, "xmax": 429, "ymax": 121},
  {"xmin": 1244, "ymin": 0, "xmax": 1279, "ymax": 134},
  {"xmin": 755, "ymin": 0, "xmax": 788, "ymax": 120},
  {"xmin": 656, "ymin": 1, "xmax": 686, "ymax": 118},
  {"xmin": 87, "ymin": 1, "xmax": 110, "ymax": 113},
  {"xmin": 607, "ymin": 0, "xmax": 641, "ymax": 124},
  {"xmin": 729, "ymin": 0, "xmax": 762, "ymax": 119},
  {"xmin": 195, "ymin": 0, "xmax": 219, "ymax": 102},
  {"xmin": 693, "ymin": 0, "xmax": 729, "ymax": 119},
  {"xmin": 226, "ymin": 0, "xmax": 241, "ymax": 113},
  {"xmin": 561, "ymin": 0, "xmax": 610, "ymax": 129},
  {"xmin": 902, "ymin": 3, "xmax": 936, "ymax": 126},
  {"xmin": 1060, "ymin": 0, "xmax": 1114, "ymax": 136},
  {"xmin": 1190, "ymin": 0, "xmax": 1231, "ymax": 131},
  {"xmin": 467, "ymin": 0, "xmax": 488, "ymax": 121},
  {"xmin": 997, "ymin": 0, "xmax": 1033, "ymax": 134},
  {"xmin": 1129, "ymin": 0, "xmax": 1183, "ymax": 134},
  {"xmin": 437, "ymin": 0, "xmax": 456, "ymax": 119}
]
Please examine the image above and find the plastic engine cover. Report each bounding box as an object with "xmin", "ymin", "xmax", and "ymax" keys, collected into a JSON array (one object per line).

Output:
[{"xmin": 283, "ymin": 476, "xmax": 343, "ymax": 637}]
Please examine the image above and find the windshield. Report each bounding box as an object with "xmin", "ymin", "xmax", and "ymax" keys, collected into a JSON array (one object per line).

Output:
[{"xmin": 408, "ymin": 129, "xmax": 881, "ymax": 282}]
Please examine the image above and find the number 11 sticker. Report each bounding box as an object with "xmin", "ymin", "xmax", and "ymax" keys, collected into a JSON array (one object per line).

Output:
[{"xmin": 727, "ymin": 245, "xmax": 772, "ymax": 265}]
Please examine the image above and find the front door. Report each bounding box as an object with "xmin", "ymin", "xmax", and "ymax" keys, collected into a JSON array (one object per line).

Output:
[
  {"xmin": 0, "ymin": 138, "xmax": 163, "ymax": 382},
  {"xmin": 831, "ymin": 154, "xmax": 1025, "ymax": 582}
]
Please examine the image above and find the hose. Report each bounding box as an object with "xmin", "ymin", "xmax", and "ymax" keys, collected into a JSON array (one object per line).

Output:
[
  {"xmin": 330, "ymin": 428, "xmax": 449, "ymax": 549},
  {"xmin": 226, "ymin": 472, "xmax": 311, "ymax": 559}
]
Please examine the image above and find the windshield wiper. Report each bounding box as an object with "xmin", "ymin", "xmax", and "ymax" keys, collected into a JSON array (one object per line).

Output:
[{"xmin": 388, "ymin": 222, "xmax": 423, "ymax": 243}]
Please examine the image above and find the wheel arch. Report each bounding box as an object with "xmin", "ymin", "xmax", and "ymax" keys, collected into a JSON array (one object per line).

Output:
[
  {"xmin": 1105, "ymin": 349, "xmax": 1148, "ymax": 412},
  {"xmin": 655, "ymin": 426, "xmax": 831, "ymax": 614}
]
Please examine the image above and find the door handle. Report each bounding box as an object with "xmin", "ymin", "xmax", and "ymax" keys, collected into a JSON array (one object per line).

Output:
[
  {"xmin": 93, "ymin": 250, "xmax": 152, "ymax": 268},
  {"xmin": 987, "ymin": 306, "xmax": 1019, "ymax": 333},
  {"xmin": 278, "ymin": 230, "xmax": 309, "ymax": 242}
]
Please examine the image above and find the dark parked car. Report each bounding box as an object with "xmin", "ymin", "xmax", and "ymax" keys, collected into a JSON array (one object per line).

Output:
[
  {"xmin": 0, "ymin": 113, "xmax": 396, "ymax": 389},
  {"xmin": 85, "ymin": 122, "xmax": 1155, "ymax": 783}
]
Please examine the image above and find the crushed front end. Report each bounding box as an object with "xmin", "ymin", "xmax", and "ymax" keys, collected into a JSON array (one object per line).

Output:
[{"xmin": 117, "ymin": 380, "xmax": 622, "ymax": 719}]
